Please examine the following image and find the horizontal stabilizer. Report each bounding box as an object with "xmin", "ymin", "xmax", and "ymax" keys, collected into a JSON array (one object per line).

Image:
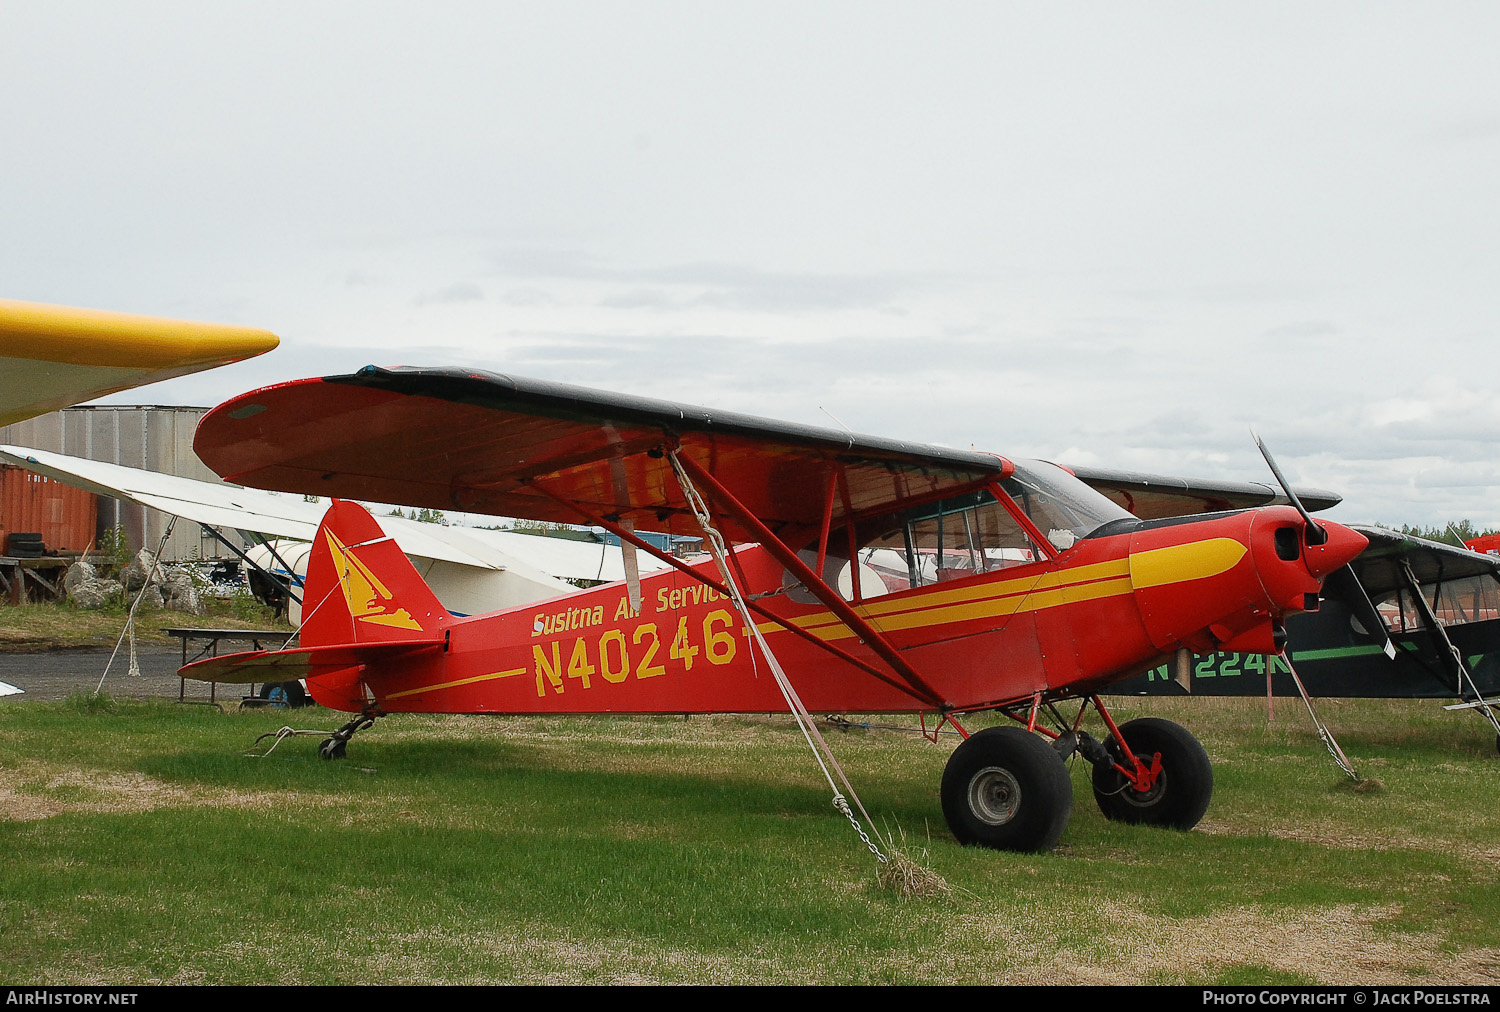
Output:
[{"xmin": 180, "ymin": 640, "xmax": 444, "ymax": 683}]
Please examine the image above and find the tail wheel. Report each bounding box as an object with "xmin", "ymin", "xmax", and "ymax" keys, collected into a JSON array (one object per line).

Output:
[
  {"xmin": 940, "ymin": 726, "xmax": 1073, "ymax": 852},
  {"xmin": 1091, "ymin": 717, "xmax": 1212, "ymax": 830}
]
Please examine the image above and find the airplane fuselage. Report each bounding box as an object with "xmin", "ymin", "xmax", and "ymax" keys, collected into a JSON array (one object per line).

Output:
[{"xmin": 305, "ymin": 504, "xmax": 1365, "ymax": 716}]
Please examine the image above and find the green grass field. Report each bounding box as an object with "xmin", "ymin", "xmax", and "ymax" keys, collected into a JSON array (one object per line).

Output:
[
  {"xmin": 1, "ymin": 694, "xmax": 1497, "ymax": 985},
  {"xmin": 0, "ymin": 601, "xmax": 289, "ymax": 651}
]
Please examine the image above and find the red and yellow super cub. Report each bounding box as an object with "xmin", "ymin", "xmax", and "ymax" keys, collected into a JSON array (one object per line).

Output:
[{"xmin": 186, "ymin": 366, "xmax": 1367, "ymax": 852}]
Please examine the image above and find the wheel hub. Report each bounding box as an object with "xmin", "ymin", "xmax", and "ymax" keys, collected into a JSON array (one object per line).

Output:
[
  {"xmin": 968, "ymin": 766, "xmax": 1022, "ymax": 825},
  {"xmin": 1122, "ymin": 768, "xmax": 1166, "ymax": 807}
]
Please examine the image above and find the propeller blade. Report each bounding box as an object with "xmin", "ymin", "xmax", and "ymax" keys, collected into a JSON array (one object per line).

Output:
[
  {"xmin": 1253, "ymin": 431, "xmax": 1328, "ymax": 545},
  {"xmin": 1322, "ymin": 564, "xmax": 1397, "ymax": 660}
]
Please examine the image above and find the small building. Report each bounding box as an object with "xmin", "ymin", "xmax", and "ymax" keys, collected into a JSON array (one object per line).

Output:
[
  {"xmin": 599, "ymin": 531, "xmax": 703, "ymax": 557},
  {"xmin": 0, "ymin": 406, "xmax": 222, "ymax": 562}
]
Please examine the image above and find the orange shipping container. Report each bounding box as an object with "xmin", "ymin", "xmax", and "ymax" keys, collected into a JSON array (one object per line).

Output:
[{"xmin": 0, "ymin": 464, "xmax": 97, "ymax": 556}]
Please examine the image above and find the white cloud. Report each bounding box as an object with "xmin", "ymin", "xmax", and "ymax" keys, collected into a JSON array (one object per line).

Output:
[{"xmin": 6, "ymin": 2, "xmax": 1500, "ymax": 529}]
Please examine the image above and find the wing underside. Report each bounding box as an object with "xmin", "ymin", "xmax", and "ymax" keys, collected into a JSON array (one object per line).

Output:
[
  {"xmin": 1346, "ymin": 525, "xmax": 1500, "ymax": 597},
  {"xmin": 195, "ymin": 366, "xmax": 1010, "ymax": 543}
]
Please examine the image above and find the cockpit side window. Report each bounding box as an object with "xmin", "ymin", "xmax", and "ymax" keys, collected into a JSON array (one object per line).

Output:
[
  {"xmin": 860, "ymin": 490, "xmax": 1042, "ymax": 593},
  {"xmin": 1377, "ymin": 574, "xmax": 1500, "ymax": 632},
  {"xmin": 780, "ymin": 460, "xmax": 1134, "ymax": 602}
]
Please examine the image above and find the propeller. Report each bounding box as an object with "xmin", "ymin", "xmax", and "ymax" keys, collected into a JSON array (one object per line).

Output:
[
  {"xmin": 1254, "ymin": 431, "xmax": 1327, "ymax": 546},
  {"xmin": 1254, "ymin": 431, "xmax": 1395, "ymax": 660}
]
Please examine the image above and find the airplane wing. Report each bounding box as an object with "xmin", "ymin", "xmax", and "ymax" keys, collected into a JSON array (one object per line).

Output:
[
  {"xmin": 0, "ymin": 300, "xmax": 278, "ymax": 427},
  {"xmin": 1068, "ymin": 464, "xmax": 1342, "ymax": 521},
  {"xmin": 0, "ymin": 445, "xmax": 502, "ymax": 570},
  {"xmin": 458, "ymin": 527, "xmax": 671, "ymax": 584},
  {"xmin": 1344, "ymin": 525, "xmax": 1500, "ymax": 597},
  {"xmin": 0, "ymin": 444, "xmax": 669, "ymax": 587},
  {"xmin": 195, "ymin": 366, "xmax": 1011, "ymax": 543}
]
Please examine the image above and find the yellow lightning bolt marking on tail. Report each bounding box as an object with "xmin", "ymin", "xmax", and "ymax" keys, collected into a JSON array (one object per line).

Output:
[{"xmin": 323, "ymin": 528, "xmax": 424, "ymax": 630}]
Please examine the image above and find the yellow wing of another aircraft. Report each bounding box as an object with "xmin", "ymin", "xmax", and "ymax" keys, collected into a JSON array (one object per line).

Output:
[{"xmin": 0, "ymin": 299, "xmax": 279, "ymax": 426}]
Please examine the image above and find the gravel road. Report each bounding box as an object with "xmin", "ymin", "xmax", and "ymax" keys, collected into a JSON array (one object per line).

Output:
[{"xmin": 0, "ymin": 646, "xmax": 243, "ymax": 704}]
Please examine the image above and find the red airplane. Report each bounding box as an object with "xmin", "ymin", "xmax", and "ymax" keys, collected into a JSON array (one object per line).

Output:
[{"xmin": 184, "ymin": 366, "xmax": 1368, "ymax": 852}]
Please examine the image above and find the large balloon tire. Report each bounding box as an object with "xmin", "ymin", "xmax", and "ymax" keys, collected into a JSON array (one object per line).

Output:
[
  {"xmin": 1091, "ymin": 717, "xmax": 1212, "ymax": 830},
  {"xmin": 940, "ymin": 726, "xmax": 1073, "ymax": 852}
]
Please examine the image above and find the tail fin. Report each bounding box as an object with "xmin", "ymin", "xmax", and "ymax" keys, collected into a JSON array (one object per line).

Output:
[{"xmin": 300, "ymin": 499, "xmax": 450, "ymax": 648}]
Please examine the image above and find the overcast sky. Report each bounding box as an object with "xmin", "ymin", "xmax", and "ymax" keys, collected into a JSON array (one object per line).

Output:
[{"xmin": 5, "ymin": 2, "xmax": 1499, "ymax": 528}]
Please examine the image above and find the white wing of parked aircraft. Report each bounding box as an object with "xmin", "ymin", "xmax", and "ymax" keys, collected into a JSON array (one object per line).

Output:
[{"xmin": 0, "ymin": 446, "xmax": 668, "ymax": 616}]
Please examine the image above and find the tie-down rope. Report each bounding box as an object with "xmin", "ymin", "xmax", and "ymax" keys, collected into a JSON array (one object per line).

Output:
[
  {"xmin": 1281, "ymin": 653, "xmax": 1360, "ymax": 780},
  {"xmin": 667, "ymin": 450, "xmax": 889, "ymax": 864},
  {"xmin": 98, "ymin": 516, "xmax": 178, "ymax": 693}
]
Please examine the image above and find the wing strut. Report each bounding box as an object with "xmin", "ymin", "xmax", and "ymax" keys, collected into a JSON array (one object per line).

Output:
[
  {"xmin": 668, "ymin": 449, "xmax": 891, "ymax": 864},
  {"xmin": 1398, "ymin": 561, "xmax": 1500, "ymax": 739},
  {"xmin": 523, "ymin": 478, "xmax": 931, "ymax": 703},
  {"xmin": 671, "ymin": 452, "xmax": 949, "ymax": 709},
  {"xmin": 199, "ymin": 526, "xmax": 304, "ymax": 609}
]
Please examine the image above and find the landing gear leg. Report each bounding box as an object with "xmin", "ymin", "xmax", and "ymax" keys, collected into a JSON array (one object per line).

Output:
[
  {"xmin": 320, "ymin": 706, "xmax": 383, "ymax": 761},
  {"xmin": 1089, "ymin": 715, "xmax": 1213, "ymax": 830}
]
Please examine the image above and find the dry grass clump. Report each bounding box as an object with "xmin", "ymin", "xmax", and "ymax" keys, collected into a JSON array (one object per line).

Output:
[{"xmin": 876, "ymin": 842, "xmax": 951, "ymax": 899}]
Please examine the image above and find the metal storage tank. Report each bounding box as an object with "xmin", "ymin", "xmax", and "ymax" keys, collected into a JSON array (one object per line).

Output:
[{"xmin": 0, "ymin": 406, "xmax": 221, "ymax": 561}]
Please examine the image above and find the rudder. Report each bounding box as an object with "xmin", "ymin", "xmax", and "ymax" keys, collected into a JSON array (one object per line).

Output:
[{"xmin": 299, "ymin": 499, "xmax": 450, "ymax": 648}]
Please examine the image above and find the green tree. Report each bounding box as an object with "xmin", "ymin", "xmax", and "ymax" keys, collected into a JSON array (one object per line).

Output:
[{"xmin": 1387, "ymin": 519, "xmax": 1498, "ymax": 547}]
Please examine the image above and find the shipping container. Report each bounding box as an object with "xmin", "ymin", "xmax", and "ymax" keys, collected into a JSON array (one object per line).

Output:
[
  {"xmin": 0, "ymin": 464, "xmax": 97, "ymax": 556},
  {"xmin": 0, "ymin": 406, "xmax": 219, "ymax": 561}
]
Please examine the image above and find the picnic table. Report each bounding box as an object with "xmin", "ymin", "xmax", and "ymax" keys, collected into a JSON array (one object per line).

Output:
[{"xmin": 163, "ymin": 626, "xmax": 297, "ymax": 705}]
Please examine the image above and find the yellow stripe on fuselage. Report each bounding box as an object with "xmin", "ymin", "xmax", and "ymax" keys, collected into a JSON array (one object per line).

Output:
[
  {"xmin": 384, "ymin": 668, "xmax": 527, "ymax": 700},
  {"xmin": 794, "ymin": 556, "xmax": 1131, "ymax": 629},
  {"xmin": 763, "ymin": 539, "xmax": 1246, "ymax": 643},
  {"xmin": 1129, "ymin": 537, "xmax": 1247, "ymax": 589}
]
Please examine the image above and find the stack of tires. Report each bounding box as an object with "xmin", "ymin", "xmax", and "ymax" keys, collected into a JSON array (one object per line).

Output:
[{"xmin": 6, "ymin": 533, "xmax": 44, "ymax": 558}]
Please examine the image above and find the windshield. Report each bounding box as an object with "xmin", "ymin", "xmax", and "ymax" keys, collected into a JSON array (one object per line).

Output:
[
  {"xmin": 788, "ymin": 459, "xmax": 1140, "ymax": 601},
  {"xmin": 1002, "ymin": 459, "xmax": 1137, "ymax": 549},
  {"xmin": 1377, "ymin": 574, "xmax": 1500, "ymax": 632}
]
